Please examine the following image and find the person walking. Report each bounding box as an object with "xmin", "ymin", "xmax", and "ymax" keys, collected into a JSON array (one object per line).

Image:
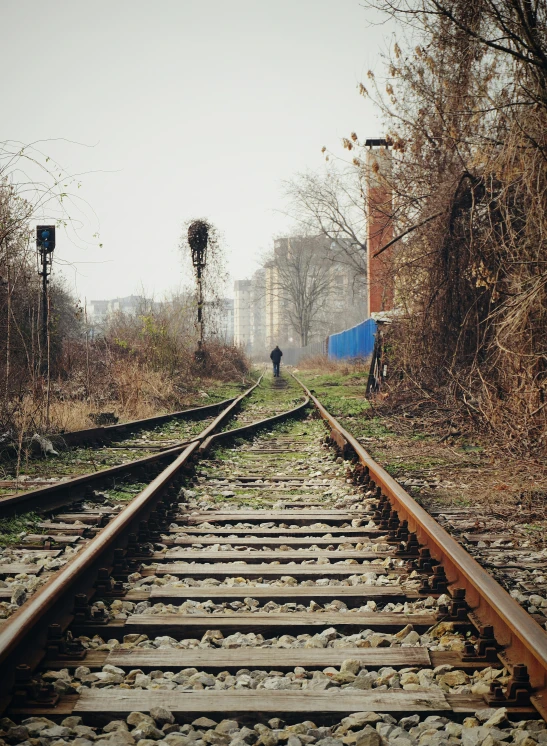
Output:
[{"xmin": 270, "ymin": 345, "xmax": 283, "ymax": 377}]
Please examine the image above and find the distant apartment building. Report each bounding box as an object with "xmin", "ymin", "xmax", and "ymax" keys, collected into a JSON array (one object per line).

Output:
[
  {"xmin": 233, "ymin": 279, "xmax": 252, "ymax": 349},
  {"xmin": 233, "ymin": 272, "xmax": 267, "ymax": 355},
  {"xmin": 214, "ymin": 298, "xmax": 234, "ymax": 344},
  {"xmin": 249, "ymin": 269, "xmax": 267, "ymax": 355},
  {"xmin": 87, "ymin": 295, "xmax": 149, "ymax": 324},
  {"xmin": 234, "ymin": 236, "xmax": 367, "ymax": 358}
]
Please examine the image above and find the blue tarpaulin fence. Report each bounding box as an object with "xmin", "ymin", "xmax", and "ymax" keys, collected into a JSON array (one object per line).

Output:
[{"xmin": 328, "ymin": 318, "xmax": 377, "ymax": 360}]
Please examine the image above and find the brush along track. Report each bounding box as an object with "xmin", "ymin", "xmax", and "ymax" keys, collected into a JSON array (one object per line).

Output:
[{"xmin": 1, "ymin": 373, "xmax": 547, "ymax": 745}]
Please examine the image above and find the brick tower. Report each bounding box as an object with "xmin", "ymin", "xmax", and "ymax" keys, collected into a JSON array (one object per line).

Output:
[{"xmin": 365, "ymin": 139, "xmax": 394, "ymax": 316}]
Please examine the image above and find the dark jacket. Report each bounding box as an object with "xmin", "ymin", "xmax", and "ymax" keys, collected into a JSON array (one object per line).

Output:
[{"xmin": 270, "ymin": 347, "xmax": 283, "ymax": 364}]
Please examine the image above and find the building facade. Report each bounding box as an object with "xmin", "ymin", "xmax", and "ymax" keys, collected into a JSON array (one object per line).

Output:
[{"xmin": 233, "ymin": 279, "xmax": 251, "ymax": 349}]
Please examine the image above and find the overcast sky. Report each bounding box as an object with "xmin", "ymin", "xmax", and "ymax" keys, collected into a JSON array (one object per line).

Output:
[{"xmin": 3, "ymin": 0, "xmax": 390, "ymax": 303}]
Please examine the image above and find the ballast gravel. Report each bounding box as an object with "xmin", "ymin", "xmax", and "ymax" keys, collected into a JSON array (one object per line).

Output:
[{"xmin": 3, "ymin": 709, "xmax": 547, "ymax": 746}]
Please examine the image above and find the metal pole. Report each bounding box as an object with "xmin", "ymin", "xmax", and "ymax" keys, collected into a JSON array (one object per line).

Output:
[
  {"xmin": 39, "ymin": 248, "xmax": 49, "ymax": 374},
  {"xmin": 197, "ymin": 265, "xmax": 204, "ymax": 345}
]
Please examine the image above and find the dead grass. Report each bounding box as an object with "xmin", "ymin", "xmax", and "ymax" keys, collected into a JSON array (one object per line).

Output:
[{"xmin": 295, "ymin": 355, "xmax": 370, "ymax": 375}]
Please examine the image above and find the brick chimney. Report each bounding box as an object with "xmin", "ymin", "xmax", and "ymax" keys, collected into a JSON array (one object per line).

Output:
[{"xmin": 365, "ymin": 139, "xmax": 394, "ymax": 316}]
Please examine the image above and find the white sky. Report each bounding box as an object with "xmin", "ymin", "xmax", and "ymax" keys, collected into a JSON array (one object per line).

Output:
[{"xmin": 3, "ymin": 0, "xmax": 390, "ymax": 302}]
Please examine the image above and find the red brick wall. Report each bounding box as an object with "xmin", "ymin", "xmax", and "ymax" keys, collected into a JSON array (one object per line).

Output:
[{"xmin": 366, "ymin": 148, "xmax": 394, "ymax": 315}]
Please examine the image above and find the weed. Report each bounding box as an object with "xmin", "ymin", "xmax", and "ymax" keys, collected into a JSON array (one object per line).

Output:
[
  {"xmin": 108, "ymin": 482, "xmax": 148, "ymax": 502},
  {"xmin": 0, "ymin": 512, "xmax": 42, "ymax": 546}
]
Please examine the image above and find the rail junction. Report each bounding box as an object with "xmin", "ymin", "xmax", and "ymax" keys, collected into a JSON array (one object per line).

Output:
[{"xmin": 1, "ymin": 372, "xmax": 547, "ymax": 742}]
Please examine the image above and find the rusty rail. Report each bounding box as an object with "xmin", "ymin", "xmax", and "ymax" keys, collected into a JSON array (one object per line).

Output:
[
  {"xmin": 0, "ymin": 376, "xmax": 263, "ymax": 705},
  {"xmin": 293, "ymin": 372, "xmax": 547, "ymax": 719},
  {"xmin": 0, "ymin": 383, "xmax": 262, "ymax": 518},
  {"xmin": 60, "ymin": 394, "xmax": 243, "ymax": 447},
  {"xmin": 199, "ymin": 396, "xmax": 310, "ymax": 454}
]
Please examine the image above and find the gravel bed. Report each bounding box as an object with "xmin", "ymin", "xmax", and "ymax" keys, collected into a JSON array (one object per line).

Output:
[
  {"xmin": 3, "ymin": 709, "xmax": 546, "ymax": 746},
  {"xmin": 0, "ymin": 544, "xmax": 82, "ymax": 619},
  {"xmin": 430, "ymin": 515, "xmax": 547, "ymax": 628},
  {"xmin": 163, "ymin": 543, "xmax": 387, "ymax": 552},
  {"xmin": 89, "ymin": 593, "xmax": 446, "ymax": 620},
  {"xmin": 123, "ymin": 572, "xmax": 415, "ymax": 593},
  {"xmin": 0, "ymin": 497, "xmax": 124, "ymax": 620},
  {"xmin": 37, "ymin": 657, "xmax": 498, "ymax": 696},
  {"xmin": 175, "ymin": 522, "xmax": 374, "ymax": 530},
  {"xmin": 73, "ymin": 618, "xmax": 465, "ymax": 653}
]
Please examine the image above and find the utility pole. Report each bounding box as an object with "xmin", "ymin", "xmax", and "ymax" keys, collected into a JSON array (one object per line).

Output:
[{"xmin": 36, "ymin": 225, "xmax": 56, "ymax": 373}]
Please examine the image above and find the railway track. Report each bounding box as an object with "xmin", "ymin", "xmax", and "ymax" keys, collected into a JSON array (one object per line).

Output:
[
  {"xmin": 0, "ymin": 390, "xmax": 253, "ymax": 518},
  {"xmin": 1, "ymin": 371, "xmax": 547, "ymax": 744}
]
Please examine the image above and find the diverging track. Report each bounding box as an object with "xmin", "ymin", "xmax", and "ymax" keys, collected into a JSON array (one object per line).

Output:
[{"xmin": 1, "ymin": 371, "xmax": 547, "ymax": 745}]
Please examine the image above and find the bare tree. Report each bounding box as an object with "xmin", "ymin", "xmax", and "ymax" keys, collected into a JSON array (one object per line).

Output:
[
  {"xmin": 268, "ymin": 235, "xmax": 336, "ymax": 347},
  {"xmin": 353, "ymin": 0, "xmax": 547, "ymax": 451},
  {"xmin": 283, "ymin": 164, "xmax": 368, "ymax": 278}
]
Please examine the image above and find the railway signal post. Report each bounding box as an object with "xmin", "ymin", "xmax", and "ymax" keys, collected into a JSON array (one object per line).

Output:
[
  {"xmin": 36, "ymin": 224, "xmax": 56, "ymax": 375},
  {"xmin": 187, "ymin": 220, "xmax": 208, "ymax": 363}
]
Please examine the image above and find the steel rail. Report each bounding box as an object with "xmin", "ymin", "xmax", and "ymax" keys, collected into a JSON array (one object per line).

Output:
[
  {"xmin": 0, "ymin": 388, "xmax": 261, "ymax": 518},
  {"xmin": 60, "ymin": 394, "xmax": 242, "ymax": 447},
  {"xmin": 0, "ymin": 442, "xmax": 192, "ymax": 518},
  {"xmin": 199, "ymin": 396, "xmax": 310, "ymax": 454},
  {"xmin": 293, "ymin": 372, "xmax": 547, "ymax": 718},
  {"xmin": 0, "ymin": 376, "xmax": 262, "ymax": 705}
]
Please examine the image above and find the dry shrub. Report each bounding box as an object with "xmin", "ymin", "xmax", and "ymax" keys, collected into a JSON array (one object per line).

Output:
[
  {"xmin": 361, "ymin": 0, "xmax": 547, "ymax": 455},
  {"xmin": 296, "ymin": 355, "xmax": 369, "ymax": 376},
  {"xmin": 1, "ymin": 301, "xmax": 249, "ymax": 441}
]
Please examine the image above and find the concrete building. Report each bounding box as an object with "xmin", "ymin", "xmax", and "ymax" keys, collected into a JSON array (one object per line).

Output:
[
  {"xmin": 214, "ymin": 298, "xmax": 234, "ymax": 344},
  {"xmin": 233, "ymin": 279, "xmax": 251, "ymax": 350},
  {"xmin": 249, "ymin": 269, "xmax": 267, "ymax": 355},
  {"xmin": 265, "ymin": 258, "xmax": 286, "ymax": 349},
  {"xmin": 234, "ymin": 236, "xmax": 367, "ymax": 359},
  {"xmin": 87, "ymin": 295, "xmax": 149, "ymax": 324}
]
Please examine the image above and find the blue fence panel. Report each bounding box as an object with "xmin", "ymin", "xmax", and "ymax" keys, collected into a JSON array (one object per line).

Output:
[{"xmin": 328, "ymin": 318, "xmax": 377, "ymax": 360}]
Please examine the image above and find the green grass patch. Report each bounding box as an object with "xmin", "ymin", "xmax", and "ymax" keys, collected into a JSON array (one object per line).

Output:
[
  {"xmin": 339, "ymin": 417, "xmax": 392, "ymax": 440},
  {"xmin": 108, "ymin": 481, "xmax": 148, "ymax": 502},
  {"xmin": 0, "ymin": 512, "xmax": 42, "ymax": 546}
]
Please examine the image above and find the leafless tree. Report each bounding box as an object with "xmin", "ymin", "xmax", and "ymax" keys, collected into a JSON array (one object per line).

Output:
[
  {"xmin": 353, "ymin": 0, "xmax": 547, "ymax": 452},
  {"xmin": 283, "ymin": 164, "xmax": 368, "ymax": 278},
  {"xmin": 268, "ymin": 235, "xmax": 335, "ymax": 347}
]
